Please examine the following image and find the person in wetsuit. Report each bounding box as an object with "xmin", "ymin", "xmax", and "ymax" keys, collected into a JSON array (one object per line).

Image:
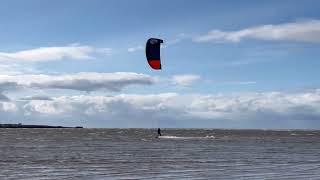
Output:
[{"xmin": 157, "ymin": 128, "xmax": 162, "ymax": 136}]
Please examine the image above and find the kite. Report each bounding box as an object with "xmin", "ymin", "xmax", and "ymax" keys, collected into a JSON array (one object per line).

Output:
[{"xmin": 146, "ymin": 38, "xmax": 163, "ymax": 70}]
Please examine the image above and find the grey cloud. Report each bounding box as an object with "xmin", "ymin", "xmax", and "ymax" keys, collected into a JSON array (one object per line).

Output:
[
  {"xmin": 20, "ymin": 96, "xmax": 53, "ymax": 101},
  {"xmin": 0, "ymin": 72, "xmax": 154, "ymax": 92},
  {"xmin": 0, "ymin": 93, "xmax": 10, "ymax": 101}
]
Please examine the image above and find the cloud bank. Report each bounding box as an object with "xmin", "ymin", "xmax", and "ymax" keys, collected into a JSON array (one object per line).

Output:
[
  {"xmin": 2, "ymin": 90, "xmax": 320, "ymax": 128},
  {"xmin": 194, "ymin": 20, "xmax": 320, "ymax": 43},
  {"xmin": 0, "ymin": 72, "xmax": 154, "ymax": 92}
]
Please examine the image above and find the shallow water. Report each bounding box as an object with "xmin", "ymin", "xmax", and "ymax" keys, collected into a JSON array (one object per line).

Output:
[{"xmin": 0, "ymin": 128, "xmax": 319, "ymax": 179}]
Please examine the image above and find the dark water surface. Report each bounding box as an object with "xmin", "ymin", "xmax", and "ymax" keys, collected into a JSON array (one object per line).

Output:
[{"xmin": 0, "ymin": 128, "xmax": 320, "ymax": 179}]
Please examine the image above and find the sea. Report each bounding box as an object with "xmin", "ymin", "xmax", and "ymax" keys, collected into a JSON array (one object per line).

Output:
[{"xmin": 0, "ymin": 128, "xmax": 319, "ymax": 180}]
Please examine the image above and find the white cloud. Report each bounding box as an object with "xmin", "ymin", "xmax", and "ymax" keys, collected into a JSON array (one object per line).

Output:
[
  {"xmin": 0, "ymin": 101, "xmax": 17, "ymax": 112},
  {"xmin": 0, "ymin": 44, "xmax": 112, "ymax": 62},
  {"xmin": 0, "ymin": 72, "xmax": 154, "ymax": 92},
  {"xmin": 2, "ymin": 89, "xmax": 320, "ymax": 128},
  {"xmin": 194, "ymin": 20, "xmax": 320, "ymax": 43},
  {"xmin": 128, "ymin": 45, "xmax": 144, "ymax": 53},
  {"xmin": 172, "ymin": 74, "xmax": 201, "ymax": 86}
]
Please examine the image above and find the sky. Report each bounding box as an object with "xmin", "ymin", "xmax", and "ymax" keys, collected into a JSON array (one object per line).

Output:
[{"xmin": 0, "ymin": 0, "xmax": 320, "ymax": 128}]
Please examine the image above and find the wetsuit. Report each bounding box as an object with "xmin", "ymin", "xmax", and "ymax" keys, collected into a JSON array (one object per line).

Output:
[{"xmin": 157, "ymin": 128, "xmax": 162, "ymax": 136}]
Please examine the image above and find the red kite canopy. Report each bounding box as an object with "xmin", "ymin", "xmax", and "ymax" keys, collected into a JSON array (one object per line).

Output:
[{"xmin": 146, "ymin": 38, "xmax": 163, "ymax": 70}]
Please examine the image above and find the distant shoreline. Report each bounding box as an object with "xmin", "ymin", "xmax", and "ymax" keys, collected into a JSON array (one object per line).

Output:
[{"xmin": 0, "ymin": 124, "xmax": 83, "ymax": 128}]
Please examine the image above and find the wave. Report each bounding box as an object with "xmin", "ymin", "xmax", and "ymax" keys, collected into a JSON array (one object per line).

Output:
[{"xmin": 157, "ymin": 135, "xmax": 215, "ymax": 140}]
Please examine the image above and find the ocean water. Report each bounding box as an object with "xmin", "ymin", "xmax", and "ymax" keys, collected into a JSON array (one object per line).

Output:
[{"xmin": 0, "ymin": 128, "xmax": 319, "ymax": 179}]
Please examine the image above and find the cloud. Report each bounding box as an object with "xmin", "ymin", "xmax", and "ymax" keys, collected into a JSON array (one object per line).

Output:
[
  {"xmin": 0, "ymin": 72, "xmax": 154, "ymax": 92},
  {"xmin": 0, "ymin": 44, "xmax": 112, "ymax": 62},
  {"xmin": 19, "ymin": 95, "xmax": 53, "ymax": 101},
  {"xmin": 0, "ymin": 101, "xmax": 17, "ymax": 112},
  {"xmin": 171, "ymin": 74, "xmax": 201, "ymax": 86},
  {"xmin": 128, "ymin": 19, "xmax": 320, "ymax": 52},
  {"xmin": 128, "ymin": 45, "xmax": 144, "ymax": 53},
  {"xmin": 0, "ymin": 93, "xmax": 10, "ymax": 101},
  {"xmin": 0, "ymin": 81, "xmax": 21, "ymax": 92},
  {"xmin": 2, "ymin": 89, "xmax": 320, "ymax": 128},
  {"xmin": 194, "ymin": 20, "xmax": 320, "ymax": 43}
]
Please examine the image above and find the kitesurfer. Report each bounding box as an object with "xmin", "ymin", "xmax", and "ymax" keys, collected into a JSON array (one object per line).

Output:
[{"xmin": 157, "ymin": 128, "xmax": 162, "ymax": 136}]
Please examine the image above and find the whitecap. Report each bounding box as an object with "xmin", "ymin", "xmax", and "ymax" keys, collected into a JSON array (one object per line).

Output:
[{"xmin": 157, "ymin": 135, "xmax": 215, "ymax": 140}]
